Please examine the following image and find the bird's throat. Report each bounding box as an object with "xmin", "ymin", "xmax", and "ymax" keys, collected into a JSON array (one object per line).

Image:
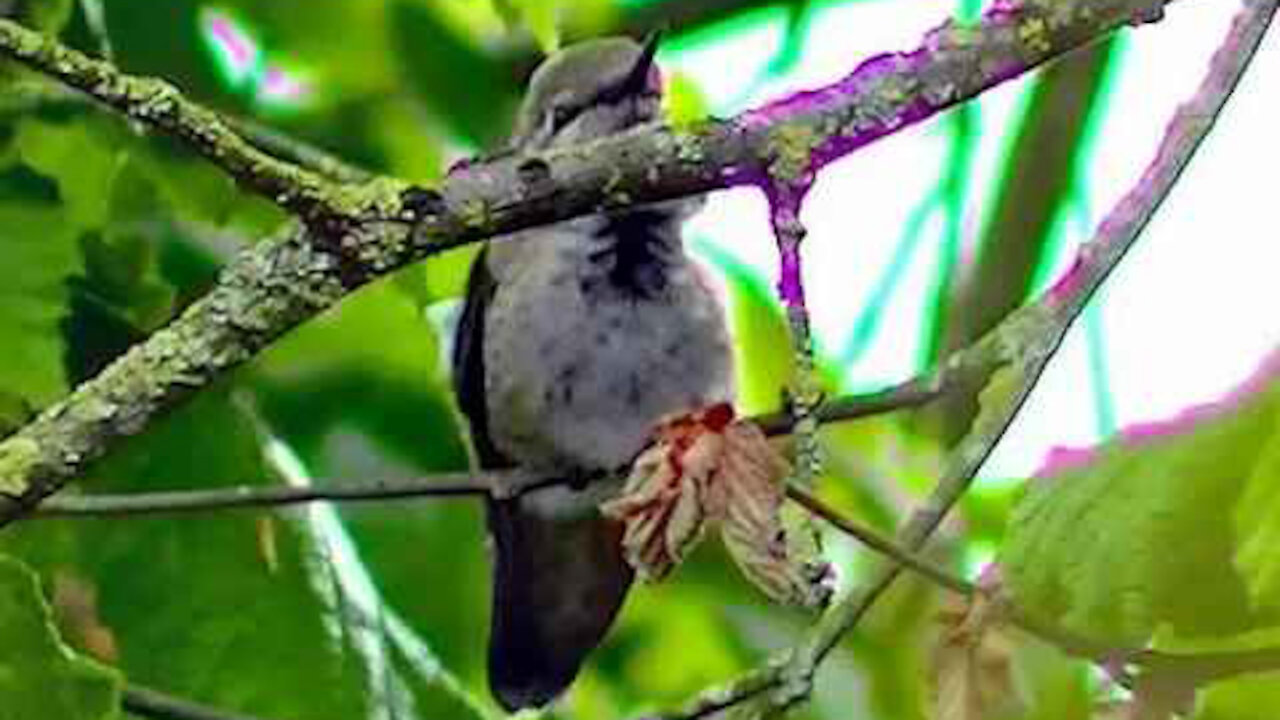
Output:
[{"xmin": 586, "ymin": 207, "xmax": 681, "ymax": 298}]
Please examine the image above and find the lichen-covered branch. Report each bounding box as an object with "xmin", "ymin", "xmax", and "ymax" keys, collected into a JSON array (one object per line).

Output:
[
  {"xmin": 658, "ymin": 0, "xmax": 1278, "ymax": 715},
  {"xmin": 0, "ymin": 18, "xmax": 346, "ymax": 221},
  {"xmin": 0, "ymin": 0, "xmax": 1181, "ymax": 525}
]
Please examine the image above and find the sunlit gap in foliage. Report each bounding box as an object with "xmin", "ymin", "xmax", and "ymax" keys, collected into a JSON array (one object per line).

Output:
[
  {"xmin": 1021, "ymin": 40, "xmax": 1125, "ymax": 443},
  {"xmin": 668, "ymin": 0, "xmax": 1265, "ymax": 496},
  {"xmin": 838, "ymin": 105, "xmax": 978, "ymax": 379},
  {"xmin": 198, "ymin": 7, "xmax": 314, "ymax": 113},
  {"xmin": 983, "ymin": 2, "xmax": 1280, "ymax": 480},
  {"xmin": 656, "ymin": 5, "xmax": 786, "ymax": 114},
  {"xmin": 675, "ymin": 0, "xmax": 998, "ymax": 394}
]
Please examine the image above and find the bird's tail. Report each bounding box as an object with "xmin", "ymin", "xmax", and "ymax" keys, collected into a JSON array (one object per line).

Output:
[{"xmin": 486, "ymin": 496, "xmax": 634, "ymax": 712}]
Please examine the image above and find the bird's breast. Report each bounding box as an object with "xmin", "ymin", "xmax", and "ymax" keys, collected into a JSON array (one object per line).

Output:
[{"xmin": 484, "ymin": 236, "xmax": 733, "ymax": 476}]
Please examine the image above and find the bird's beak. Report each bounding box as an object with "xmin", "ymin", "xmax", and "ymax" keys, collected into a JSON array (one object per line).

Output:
[{"xmin": 621, "ymin": 31, "xmax": 661, "ymax": 96}]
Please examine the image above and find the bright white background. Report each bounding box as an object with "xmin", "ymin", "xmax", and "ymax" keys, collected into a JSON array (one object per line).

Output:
[{"xmin": 662, "ymin": 0, "xmax": 1280, "ymax": 480}]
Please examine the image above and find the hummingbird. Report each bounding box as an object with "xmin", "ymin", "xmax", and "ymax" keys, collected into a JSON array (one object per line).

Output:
[{"xmin": 451, "ymin": 35, "xmax": 735, "ymax": 711}]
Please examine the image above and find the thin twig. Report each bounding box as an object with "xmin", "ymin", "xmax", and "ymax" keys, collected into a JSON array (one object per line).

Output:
[
  {"xmin": 793, "ymin": 484, "xmax": 1280, "ymax": 692},
  {"xmin": 33, "ymin": 378, "xmax": 943, "ymax": 519},
  {"xmin": 123, "ymin": 684, "xmax": 270, "ymax": 720},
  {"xmin": 784, "ymin": 484, "xmax": 1122, "ymax": 659},
  {"xmin": 784, "ymin": 486, "xmax": 974, "ymax": 596},
  {"xmin": 659, "ymin": 0, "xmax": 1279, "ymax": 715},
  {"xmin": 225, "ymin": 116, "xmax": 375, "ymax": 185},
  {"xmin": 36, "ymin": 473, "xmax": 534, "ymax": 518}
]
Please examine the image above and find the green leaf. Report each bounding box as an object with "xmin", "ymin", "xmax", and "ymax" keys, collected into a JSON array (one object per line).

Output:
[
  {"xmin": 247, "ymin": 279, "xmax": 489, "ymax": 709},
  {"xmin": 709, "ymin": 250, "xmax": 792, "ymax": 415},
  {"xmin": 388, "ymin": 0, "xmax": 520, "ymax": 147},
  {"xmin": 63, "ymin": 156, "xmax": 180, "ymax": 382},
  {"xmin": 130, "ymin": 136, "xmax": 287, "ymax": 236},
  {"xmin": 0, "ymin": 199, "xmax": 81, "ymax": 409},
  {"xmin": 662, "ymin": 72, "xmax": 711, "ymax": 130},
  {"xmin": 507, "ymin": 0, "xmax": 561, "ymax": 53},
  {"xmin": 1194, "ymin": 671, "xmax": 1280, "ymax": 720},
  {"xmin": 0, "ymin": 116, "xmax": 129, "ymax": 410},
  {"xmin": 420, "ymin": 245, "xmax": 482, "ymax": 303},
  {"xmin": 0, "ymin": 393, "xmax": 370, "ymax": 719},
  {"xmin": 17, "ymin": 0, "xmax": 74, "ymax": 33},
  {"xmin": 14, "ymin": 117, "xmax": 123, "ymax": 230},
  {"xmin": 0, "ymin": 555, "xmax": 122, "ymax": 720},
  {"xmin": 1002, "ymin": 354, "xmax": 1280, "ymax": 651}
]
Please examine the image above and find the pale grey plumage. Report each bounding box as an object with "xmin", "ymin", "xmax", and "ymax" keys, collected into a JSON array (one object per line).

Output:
[{"xmin": 453, "ymin": 36, "xmax": 733, "ymax": 711}]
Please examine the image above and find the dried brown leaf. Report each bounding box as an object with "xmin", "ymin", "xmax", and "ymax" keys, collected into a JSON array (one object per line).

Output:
[
  {"xmin": 50, "ymin": 571, "xmax": 118, "ymax": 663},
  {"xmin": 932, "ymin": 569, "xmax": 1020, "ymax": 720},
  {"xmin": 719, "ymin": 421, "xmax": 831, "ymax": 608},
  {"xmin": 602, "ymin": 404, "xmax": 832, "ymax": 607},
  {"xmin": 602, "ymin": 405, "xmax": 731, "ymax": 580}
]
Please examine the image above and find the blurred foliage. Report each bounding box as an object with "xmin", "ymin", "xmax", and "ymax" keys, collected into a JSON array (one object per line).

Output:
[
  {"xmin": 1195, "ymin": 672, "xmax": 1280, "ymax": 720},
  {"xmin": 0, "ymin": 1, "xmax": 1274, "ymax": 719}
]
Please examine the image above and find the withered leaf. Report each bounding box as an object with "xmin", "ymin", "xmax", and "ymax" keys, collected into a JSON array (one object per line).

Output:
[
  {"xmin": 931, "ymin": 567, "xmax": 1020, "ymax": 720},
  {"xmin": 602, "ymin": 404, "xmax": 832, "ymax": 607}
]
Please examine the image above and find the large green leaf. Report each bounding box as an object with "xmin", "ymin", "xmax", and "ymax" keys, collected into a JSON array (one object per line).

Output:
[
  {"xmin": 1, "ymin": 392, "xmax": 372, "ymax": 719},
  {"xmin": 247, "ymin": 278, "xmax": 491, "ymax": 710},
  {"xmin": 0, "ymin": 555, "xmax": 122, "ymax": 720},
  {"xmin": 1003, "ymin": 352, "xmax": 1280, "ymax": 651}
]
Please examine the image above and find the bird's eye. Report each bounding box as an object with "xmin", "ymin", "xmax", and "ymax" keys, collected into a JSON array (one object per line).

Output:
[{"xmin": 550, "ymin": 104, "xmax": 577, "ymax": 130}]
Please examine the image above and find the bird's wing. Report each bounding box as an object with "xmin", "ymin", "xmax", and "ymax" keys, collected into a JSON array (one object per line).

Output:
[
  {"xmin": 487, "ymin": 500, "xmax": 633, "ymax": 711},
  {"xmin": 452, "ymin": 245, "xmax": 510, "ymax": 468}
]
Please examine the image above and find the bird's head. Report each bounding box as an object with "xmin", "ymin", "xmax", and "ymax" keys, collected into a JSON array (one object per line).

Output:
[{"xmin": 508, "ymin": 34, "xmax": 662, "ymax": 151}]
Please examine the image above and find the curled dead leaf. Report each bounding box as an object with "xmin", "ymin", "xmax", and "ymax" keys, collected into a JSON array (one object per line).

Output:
[{"xmin": 601, "ymin": 403, "xmax": 832, "ymax": 607}]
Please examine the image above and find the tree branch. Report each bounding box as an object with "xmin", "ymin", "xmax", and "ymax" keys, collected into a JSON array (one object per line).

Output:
[
  {"xmin": 658, "ymin": 0, "xmax": 1278, "ymax": 715},
  {"xmin": 0, "ymin": 0, "xmax": 1180, "ymax": 525}
]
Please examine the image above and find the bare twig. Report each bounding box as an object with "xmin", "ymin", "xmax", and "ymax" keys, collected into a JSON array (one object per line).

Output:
[
  {"xmin": 658, "ymin": 0, "xmax": 1279, "ymax": 716},
  {"xmin": 783, "ymin": 485, "xmax": 974, "ymax": 596},
  {"xmin": 794, "ymin": 483, "xmax": 1280, "ymax": 692},
  {"xmin": 225, "ymin": 116, "xmax": 375, "ymax": 185},
  {"xmin": 35, "ymin": 473, "xmax": 543, "ymax": 518},
  {"xmin": 784, "ymin": 484, "xmax": 1121, "ymax": 659},
  {"xmin": 32, "ymin": 377, "xmax": 944, "ymax": 519},
  {"xmin": 123, "ymin": 684, "xmax": 270, "ymax": 720}
]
